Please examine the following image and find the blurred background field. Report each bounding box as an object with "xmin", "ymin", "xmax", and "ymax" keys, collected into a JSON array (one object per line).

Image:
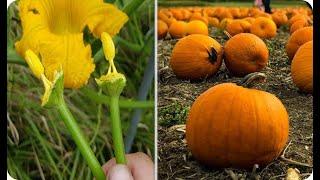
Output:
[{"xmin": 7, "ymin": 0, "xmax": 154, "ymax": 179}]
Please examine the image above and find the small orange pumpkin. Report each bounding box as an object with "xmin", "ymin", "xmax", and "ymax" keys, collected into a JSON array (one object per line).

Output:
[
  {"xmin": 219, "ymin": 18, "xmax": 233, "ymax": 29},
  {"xmin": 208, "ymin": 17, "xmax": 220, "ymax": 27},
  {"xmin": 226, "ymin": 19, "xmax": 251, "ymax": 36},
  {"xmin": 250, "ymin": 17, "xmax": 277, "ymax": 39},
  {"xmin": 190, "ymin": 12, "xmax": 209, "ymax": 25},
  {"xmin": 291, "ymin": 41, "xmax": 313, "ymax": 93},
  {"xmin": 286, "ymin": 26, "xmax": 313, "ymax": 60},
  {"xmin": 186, "ymin": 82, "xmax": 289, "ymax": 168},
  {"xmin": 168, "ymin": 21, "xmax": 187, "ymax": 39},
  {"xmin": 170, "ymin": 34, "xmax": 223, "ymax": 80},
  {"xmin": 158, "ymin": 20, "xmax": 168, "ymax": 39},
  {"xmin": 186, "ymin": 20, "xmax": 208, "ymax": 36},
  {"xmin": 224, "ymin": 33, "xmax": 269, "ymax": 76},
  {"xmin": 271, "ymin": 12, "xmax": 288, "ymax": 27}
]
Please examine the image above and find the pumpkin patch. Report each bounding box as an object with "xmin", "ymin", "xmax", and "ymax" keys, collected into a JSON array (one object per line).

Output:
[{"xmin": 158, "ymin": 4, "xmax": 313, "ymax": 179}]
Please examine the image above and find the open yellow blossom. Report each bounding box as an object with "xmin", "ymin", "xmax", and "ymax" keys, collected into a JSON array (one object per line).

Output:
[{"xmin": 15, "ymin": 0, "xmax": 128, "ymax": 89}]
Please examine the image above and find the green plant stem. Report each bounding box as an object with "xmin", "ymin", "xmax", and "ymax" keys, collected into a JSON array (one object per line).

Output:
[
  {"xmin": 82, "ymin": 87, "xmax": 154, "ymax": 109},
  {"xmin": 109, "ymin": 96, "xmax": 127, "ymax": 164},
  {"xmin": 57, "ymin": 99, "xmax": 106, "ymax": 180},
  {"xmin": 123, "ymin": 0, "xmax": 145, "ymax": 15}
]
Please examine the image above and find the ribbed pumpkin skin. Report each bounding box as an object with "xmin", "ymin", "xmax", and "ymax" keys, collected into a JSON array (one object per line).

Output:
[
  {"xmin": 158, "ymin": 20, "xmax": 168, "ymax": 39},
  {"xmin": 170, "ymin": 34, "xmax": 223, "ymax": 80},
  {"xmin": 286, "ymin": 27, "xmax": 313, "ymax": 60},
  {"xmin": 224, "ymin": 33, "xmax": 269, "ymax": 76},
  {"xmin": 250, "ymin": 17, "xmax": 277, "ymax": 39},
  {"xmin": 186, "ymin": 83, "xmax": 289, "ymax": 168},
  {"xmin": 169, "ymin": 21, "xmax": 187, "ymax": 39},
  {"xmin": 291, "ymin": 41, "xmax": 313, "ymax": 93}
]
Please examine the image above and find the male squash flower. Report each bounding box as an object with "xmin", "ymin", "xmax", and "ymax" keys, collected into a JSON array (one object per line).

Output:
[{"xmin": 15, "ymin": 0, "xmax": 128, "ymax": 89}]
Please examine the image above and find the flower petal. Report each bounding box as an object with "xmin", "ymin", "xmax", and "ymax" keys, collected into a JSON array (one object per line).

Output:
[
  {"xmin": 81, "ymin": 1, "xmax": 129, "ymax": 37},
  {"xmin": 15, "ymin": 0, "xmax": 49, "ymax": 56},
  {"xmin": 39, "ymin": 33, "xmax": 95, "ymax": 89}
]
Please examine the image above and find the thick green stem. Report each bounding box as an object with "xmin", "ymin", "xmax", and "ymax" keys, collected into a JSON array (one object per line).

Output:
[
  {"xmin": 57, "ymin": 99, "xmax": 106, "ymax": 180},
  {"xmin": 109, "ymin": 96, "xmax": 127, "ymax": 164},
  {"xmin": 82, "ymin": 87, "xmax": 154, "ymax": 109}
]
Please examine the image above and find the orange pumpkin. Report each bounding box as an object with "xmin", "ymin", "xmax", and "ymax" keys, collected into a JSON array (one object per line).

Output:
[
  {"xmin": 217, "ymin": 9, "xmax": 233, "ymax": 20},
  {"xmin": 208, "ymin": 17, "xmax": 220, "ymax": 27},
  {"xmin": 291, "ymin": 41, "xmax": 313, "ymax": 93},
  {"xmin": 190, "ymin": 12, "xmax": 209, "ymax": 25},
  {"xmin": 168, "ymin": 21, "xmax": 187, "ymax": 39},
  {"xmin": 290, "ymin": 19, "xmax": 309, "ymax": 34},
  {"xmin": 224, "ymin": 33, "xmax": 269, "ymax": 76},
  {"xmin": 158, "ymin": 20, "xmax": 168, "ymax": 39},
  {"xmin": 286, "ymin": 26, "xmax": 313, "ymax": 60},
  {"xmin": 226, "ymin": 19, "xmax": 251, "ymax": 36},
  {"xmin": 254, "ymin": 12, "xmax": 272, "ymax": 19},
  {"xmin": 271, "ymin": 12, "xmax": 288, "ymax": 27},
  {"xmin": 186, "ymin": 83, "xmax": 289, "ymax": 168},
  {"xmin": 170, "ymin": 34, "xmax": 223, "ymax": 80},
  {"xmin": 229, "ymin": 8, "xmax": 241, "ymax": 19},
  {"xmin": 219, "ymin": 18, "xmax": 233, "ymax": 29},
  {"xmin": 250, "ymin": 17, "xmax": 277, "ymax": 38},
  {"xmin": 289, "ymin": 14, "xmax": 309, "ymax": 26},
  {"xmin": 186, "ymin": 20, "xmax": 208, "ymax": 36}
]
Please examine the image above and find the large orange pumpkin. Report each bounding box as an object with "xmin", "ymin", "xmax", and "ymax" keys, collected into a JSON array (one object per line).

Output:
[
  {"xmin": 186, "ymin": 83, "xmax": 289, "ymax": 168},
  {"xmin": 286, "ymin": 26, "xmax": 313, "ymax": 60},
  {"xmin": 291, "ymin": 41, "xmax": 313, "ymax": 93},
  {"xmin": 186, "ymin": 20, "xmax": 208, "ymax": 36},
  {"xmin": 158, "ymin": 20, "xmax": 168, "ymax": 39},
  {"xmin": 226, "ymin": 19, "xmax": 251, "ymax": 36},
  {"xmin": 170, "ymin": 34, "xmax": 223, "ymax": 80},
  {"xmin": 168, "ymin": 21, "xmax": 187, "ymax": 39},
  {"xmin": 250, "ymin": 17, "xmax": 277, "ymax": 39},
  {"xmin": 224, "ymin": 33, "xmax": 269, "ymax": 76}
]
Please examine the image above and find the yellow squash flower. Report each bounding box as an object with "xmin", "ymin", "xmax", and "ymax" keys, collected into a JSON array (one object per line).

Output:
[{"xmin": 15, "ymin": 0, "xmax": 128, "ymax": 89}]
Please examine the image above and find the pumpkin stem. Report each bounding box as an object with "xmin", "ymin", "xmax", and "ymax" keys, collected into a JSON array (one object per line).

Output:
[
  {"xmin": 207, "ymin": 47, "xmax": 218, "ymax": 64},
  {"xmin": 239, "ymin": 72, "xmax": 267, "ymax": 88},
  {"xmin": 223, "ymin": 30, "xmax": 232, "ymax": 39}
]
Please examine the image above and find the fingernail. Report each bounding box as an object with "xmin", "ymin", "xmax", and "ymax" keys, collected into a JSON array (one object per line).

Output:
[{"xmin": 108, "ymin": 164, "xmax": 134, "ymax": 180}]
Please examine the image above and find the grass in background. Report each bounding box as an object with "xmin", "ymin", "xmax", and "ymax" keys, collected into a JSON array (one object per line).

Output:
[{"xmin": 7, "ymin": 0, "xmax": 154, "ymax": 179}]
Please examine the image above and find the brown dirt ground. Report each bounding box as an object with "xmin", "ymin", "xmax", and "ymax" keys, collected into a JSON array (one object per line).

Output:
[{"xmin": 157, "ymin": 27, "xmax": 313, "ymax": 179}]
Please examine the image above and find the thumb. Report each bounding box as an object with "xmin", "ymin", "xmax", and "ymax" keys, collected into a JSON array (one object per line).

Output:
[{"xmin": 107, "ymin": 164, "xmax": 134, "ymax": 180}]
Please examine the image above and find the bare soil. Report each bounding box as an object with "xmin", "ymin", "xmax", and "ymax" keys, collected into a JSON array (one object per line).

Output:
[{"xmin": 157, "ymin": 27, "xmax": 313, "ymax": 179}]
